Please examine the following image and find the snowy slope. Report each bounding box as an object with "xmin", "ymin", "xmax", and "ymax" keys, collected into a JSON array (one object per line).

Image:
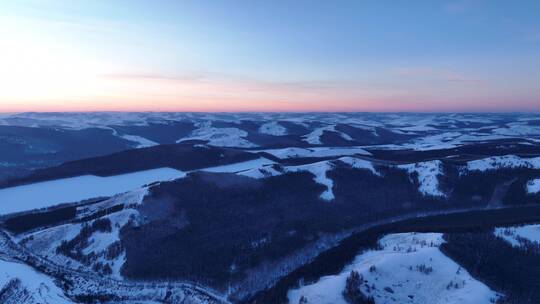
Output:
[
  {"xmin": 120, "ymin": 134, "xmax": 159, "ymax": 148},
  {"xmin": 302, "ymin": 125, "xmax": 352, "ymax": 145},
  {"xmin": 0, "ymin": 168, "xmax": 184, "ymax": 215},
  {"xmin": 178, "ymin": 125, "xmax": 256, "ymax": 148},
  {"xmin": 495, "ymin": 224, "xmax": 540, "ymax": 247},
  {"xmin": 338, "ymin": 157, "xmax": 379, "ymax": 175},
  {"xmin": 258, "ymin": 121, "xmax": 287, "ymax": 136},
  {"xmin": 107, "ymin": 126, "xmax": 159, "ymax": 148},
  {"xmin": 398, "ymin": 160, "xmax": 445, "ymax": 197},
  {"xmin": 288, "ymin": 233, "xmax": 499, "ymax": 304},
  {"xmin": 287, "ymin": 161, "xmax": 336, "ymax": 200},
  {"xmin": 0, "ymin": 259, "xmax": 74, "ymax": 304},
  {"xmin": 259, "ymin": 147, "xmax": 371, "ymax": 159},
  {"xmin": 466, "ymin": 155, "xmax": 540, "ymax": 172},
  {"xmin": 526, "ymin": 179, "xmax": 540, "ymax": 194},
  {"xmin": 201, "ymin": 158, "xmax": 275, "ymax": 174},
  {"xmin": 19, "ymin": 189, "xmax": 149, "ymax": 278},
  {"xmin": 239, "ymin": 157, "xmax": 379, "ymax": 201}
]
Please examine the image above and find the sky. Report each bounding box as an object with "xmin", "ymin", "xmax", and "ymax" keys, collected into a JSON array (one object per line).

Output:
[{"xmin": 1, "ymin": 0, "xmax": 539, "ymax": 112}]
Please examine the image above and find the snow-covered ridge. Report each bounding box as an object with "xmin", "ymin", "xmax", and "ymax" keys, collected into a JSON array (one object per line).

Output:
[
  {"xmin": 398, "ymin": 125, "xmax": 437, "ymax": 132},
  {"xmin": 302, "ymin": 125, "xmax": 352, "ymax": 145},
  {"xmin": 120, "ymin": 134, "xmax": 159, "ymax": 148},
  {"xmin": 259, "ymin": 146, "xmax": 371, "ymax": 159},
  {"xmin": 239, "ymin": 157, "xmax": 380, "ymax": 201},
  {"xmin": 0, "ymin": 168, "xmax": 185, "ymax": 215},
  {"xmin": 22, "ymin": 209, "xmax": 138, "ymax": 279},
  {"xmin": 398, "ymin": 160, "xmax": 446, "ymax": 197},
  {"xmin": 239, "ymin": 156, "xmax": 447, "ymax": 201},
  {"xmin": 466, "ymin": 155, "xmax": 540, "ymax": 172},
  {"xmin": 107, "ymin": 127, "xmax": 158, "ymax": 148},
  {"xmin": 201, "ymin": 158, "xmax": 276, "ymax": 174},
  {"xmin": 286, "ymin": 161, "xmax": 336, "ymax": 200},
  {"xmin": 338, "ymin": 157, "xmax": 379, "ymax": 175},
  {"xmin": 178, "ymin": 125, "xmax": 256, "ymax": 148},
  {"xmin": 19, "ymin": 190, "xmax": 149, "ymax": 279},
  {"xmin": 288, "ymin": 232, "xmax": 499, "ymax": 304},
  {"xmin": 238, "ymin": 160, "xmax": 337, "ymax": 200}
]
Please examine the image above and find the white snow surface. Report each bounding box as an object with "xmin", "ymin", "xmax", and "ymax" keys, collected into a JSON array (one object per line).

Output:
[
  {"xmin": 398, "ymin": 125, "xmax": 437, "ymax": 132},
  {"xmin": 338, "ymin": 157, "xmax": 379, "ymax": 175},
  {"xmin": 260, "ymin": 146, "xmax": 371, "ymax": 159},
  {"xmin": 0, "ymin": 259, "xmax": 74, "ymax": 303},
  {"xmin": 526, "ymin": 179, "xmax": 540, "ymax": 194},
  {"xmin": 288, "ymin": 232, "xmax": 499, "ymax": 304},
  {"xmin": 374, "ymin": 132, "xmax": 511, "ymax": 152},
  {"xmin": 239, "ymin": 157, "xmax": 379, "ymax": 201},
  {"xmin": 77, "ymin": 187, "xmax": 149, "ymax": 216},
  {"xmin": 0, "ymin": 168, "xmax": 185, "ymax": 215},
  {"xmin": 286, "ymin": 161, "xmax": 336, "ymax": 200},
  {"xmin": 302, "ymin": 125, "xmax": 352, "ymax": 145},
  {"xmin": 121, "ymin": 134, "xmax": 159, "ymax": 148},
  {"xmin": 495, "ymin": 224, "xmax": 540, "ymax": 247},
  {"xmin": 239, "ymin": 160, "xmax": 336, "ymax": 200},
  {"xmin": 466, "ymin": 155, "xmax": 540, "ymax": 172},
  {"xmin": 258, "ymin": 121, "xmax": 287, "ymax": 136},
  {"xmin": 238, "ymin": 165, "xmax": 283, "ymax": 179},
  {"xmin": 22, "ymin": 204, "xmax": 140, "ymax": 279},
  {"xmin": 202, "ymin": 158, "xmax": 275, "ymax": 174},
  {"xmin": 492, "ymin": 122, "xmax": 540, "ymax": 136},
  {"xmin": 398, "ymin": 160, "xmax": 445, "ymax": 197},
  {"xmin": 178, "ymin": 126, "xmax": 256, "ymax": 148}
]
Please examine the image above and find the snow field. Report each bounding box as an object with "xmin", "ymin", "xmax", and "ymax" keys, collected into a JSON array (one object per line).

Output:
[{"xmin": 0, "ymin": 168, "xmax": 185, "ymax": 215}]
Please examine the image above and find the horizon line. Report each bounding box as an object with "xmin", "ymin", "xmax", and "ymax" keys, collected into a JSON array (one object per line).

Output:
[{"xmin": 1, "ymin": 110, "xmax": 539, "ymax": 115}]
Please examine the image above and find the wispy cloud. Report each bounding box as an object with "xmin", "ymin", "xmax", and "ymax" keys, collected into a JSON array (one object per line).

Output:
[
  {"xmin": 103, "ymin": 72, "xmax": 207, "ymax": 82},
  {"xmin": 392, "ymin": 67, "xmax": 485, "ymax": 85},
  {"xmin": 103, "ymin": 71, "xmax": 369, "ymax": 92}
]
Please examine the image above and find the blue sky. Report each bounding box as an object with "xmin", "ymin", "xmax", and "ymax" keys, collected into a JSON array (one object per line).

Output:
[{"xmin": 1, "ymin": 0, "xmax": 539, "ymax": 112}]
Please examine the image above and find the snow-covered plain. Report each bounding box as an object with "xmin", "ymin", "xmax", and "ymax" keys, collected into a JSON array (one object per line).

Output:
[
  {"xmin": 288, "ymin": 233, "xmax": 499, "ymax": 304},
  {"xmin": 0, "ymin": 168, "xmax": 185, "ymax": 215}
]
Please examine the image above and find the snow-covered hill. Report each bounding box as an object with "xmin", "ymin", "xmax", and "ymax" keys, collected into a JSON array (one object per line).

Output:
[
  {"xmin": 0, "ymin": 259, "xmax": 74, "ymax": 304},
  {"xmin": 288, "ymin": 232, "xmax": 499, "ymax": 304}
]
